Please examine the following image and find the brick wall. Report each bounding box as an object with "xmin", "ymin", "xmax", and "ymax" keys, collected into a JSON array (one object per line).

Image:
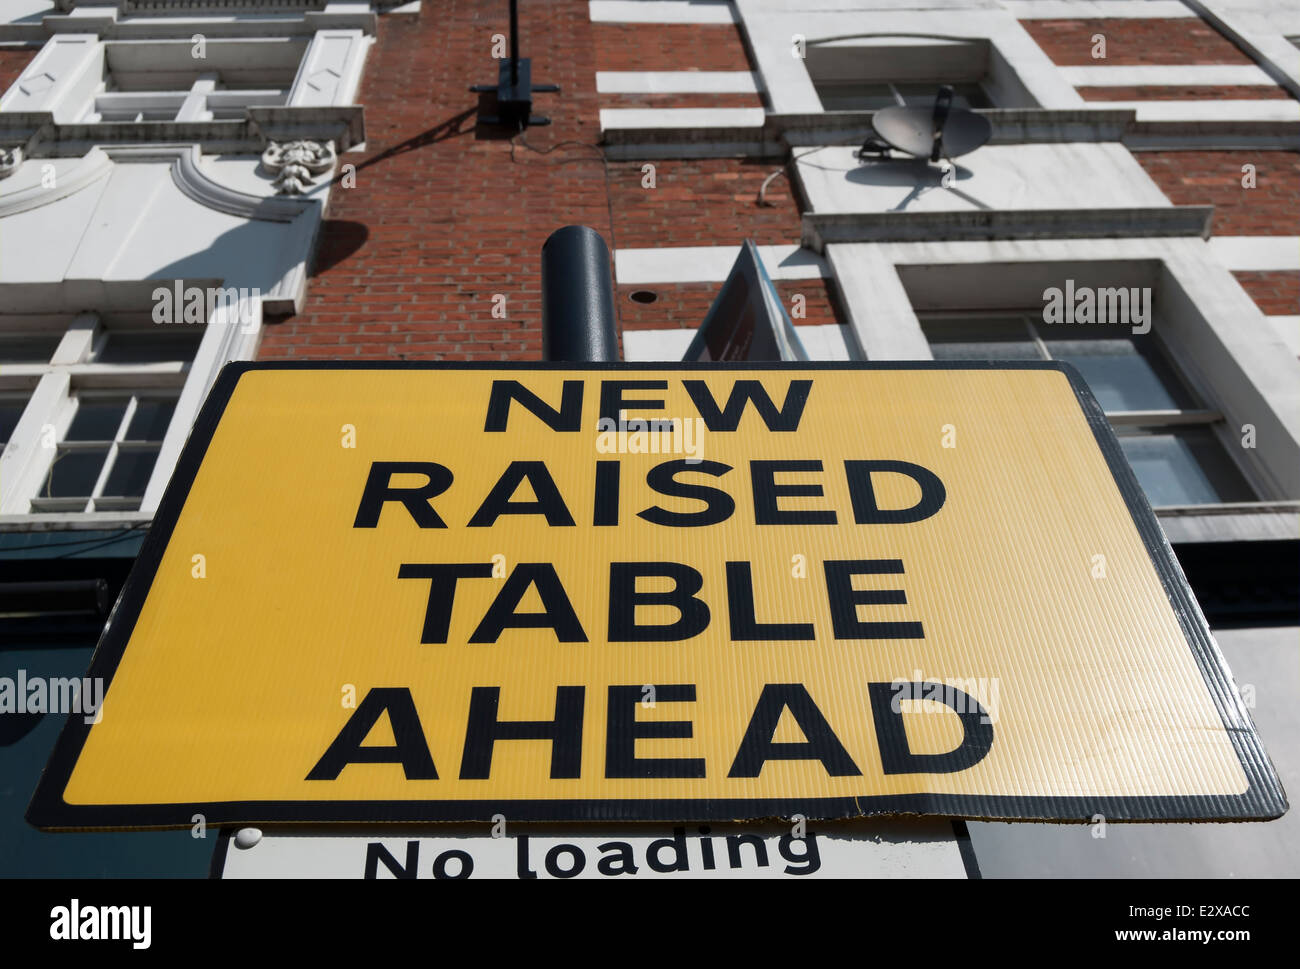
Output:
[
  {"xmin": 593, "ymin": 23, "xmax": 752, "ymax": 72},
  {"xmin": 607, "ymin": 159, "xmax": 800, "ymax": 250},
  {"xmin": 261, "ymin": 5, "xmax": 610, "ymax": 361},
  {"xmin": 594, "ymin": 23, "xmax": 761, "ymax": 113},
  {"xmin": 1136, "ymin": 151, "xmax": 1300, "ymax": 236},
  {"xmin": 0, "ymin": 45, "xmax": 38, "ymax": 98},
  {"xmin": 1232, "ymin": 271, "xmax": 1298, "ymax": 316},
  {"xmin": 1077, "ymin": 85, "xmax": 1291, "ymax": 101},
  {"xmin": 1021, "ymin": 18, "xmax": 1252, "ymax": 65},
  {"xmin": 259, "ymin": 4, "xmax": 807, "ymax": 362},
  {"xmin": 619, "ymin": 278, "xmax": 843, "ymax": 331}
]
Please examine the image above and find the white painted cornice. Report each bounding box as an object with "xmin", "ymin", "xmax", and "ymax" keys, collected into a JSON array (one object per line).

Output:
[
  {"xmin": 0, "ymin": 144, "xmax": 111, "ymax": 216},
  {"xmin": 0, "ymin": 143, "xmax": 317, "ymax": 222},
  {"xmin": 103, "ymin": 143, "xmax": 317, "ymax": 221}
]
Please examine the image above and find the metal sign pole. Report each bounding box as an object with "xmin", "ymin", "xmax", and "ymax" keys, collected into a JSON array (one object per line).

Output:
[{"xmin": 540, "ymin": 225, "xmax": 619, "ymax": 362}]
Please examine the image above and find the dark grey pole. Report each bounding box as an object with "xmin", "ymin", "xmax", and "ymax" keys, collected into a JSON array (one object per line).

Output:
[
  {"xmin": 509, "ymin": 0, "xmax": 519, "ymax": 86},
  {"xmin": 540, "ymin": 225, "xmax": 619, "ymax": 362}
]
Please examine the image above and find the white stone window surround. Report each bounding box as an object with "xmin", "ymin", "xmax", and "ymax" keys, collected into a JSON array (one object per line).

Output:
[
  {"xmin": 793, "ymin": 141, "xmax": 1175, "ymax": 227},
  {"xmin": 0, "ymin": 285, "xmax": 260, "ymax": 522},
  {"xmin": 824, "ymin": 236, "xmax": 1300, "ymax": 509},
  {"xmin": 916, "ymin": 305, "xmax": 1253, "ymax": 508},
  {"xmin": 0, "ymin": 28, "xmax": 371, "ymax": 123},
  {"xmin": 0, "ymin": 144, "xmax": 326, "ymax": 313},
  {"xmin": 734, "ymin": 0, "xmax": 1084, "ymax": 117},
  {"xmin": 803, "ymin": 36, "xmax": 1013, "ymax": 110}
]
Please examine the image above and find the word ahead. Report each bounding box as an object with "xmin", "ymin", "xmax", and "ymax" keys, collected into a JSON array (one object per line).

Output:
[{"xmin": 29, "ymin": 364, "xmax": 1286, "ymax": 829}]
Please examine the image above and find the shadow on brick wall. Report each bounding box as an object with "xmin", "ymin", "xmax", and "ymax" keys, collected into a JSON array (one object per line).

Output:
[{"xmin": 310, "ymin": 220, "xmax": 371, "ymax": 276}]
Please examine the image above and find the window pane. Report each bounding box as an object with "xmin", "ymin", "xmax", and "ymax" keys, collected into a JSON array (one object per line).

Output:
[
  {"xmin": 816, "ymin": 82, "xmax": 901, "ymax": 111},
  {"xmin": 0, "ymin": 333, "xmax": 60, "ymax": 364},
  {"xmin": 894, "ymin": 82, "xmax": 991, "ymax": 109},
  {"xmin": 125, "ymin": 399, "xmax": 176, "ymax": 441},
  {"xmin": 65, "ymin": 401, "xmax": 127, "ymax": 441},
  {"xmin": 42, "ymin": 448, "xmax": 109, "ymax": 499},
  {"xmin": 816, "ymin": 80, "xmax": 993, "ymax": 112},
  {"xmin": 1041, "ymin": 337, "xmax": 1188, "ymax": 411},
  {"xmin": 1117, "ymin": 428, "xmax": 1254, "ymax": 506},
  {"xmin": 97, "ymin": 330, "xmax": 203, "ymax": 364},
  {"xmin": 102, "ymin": 446, "xmax": 160, "ymax": 498},
  {"xmin": 0, "ymin": 401, "xmax": 25, "ymax": 445},
  {"xmin": 921, "ymin": 316, "xmax": 1041, "ymax": 361}
]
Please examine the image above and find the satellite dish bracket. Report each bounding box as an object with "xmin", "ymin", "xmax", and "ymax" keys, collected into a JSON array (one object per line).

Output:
[
  {"xmin": 854, "ymin": 136, "xmax": 894, "ymax": 162},
  {"xmin": 929, "ymin": 85, "xmax": 953, "ymax": 162},
  {"xmin": 857, "ymin": 84, "xmax": 990, "ymax": 169}
]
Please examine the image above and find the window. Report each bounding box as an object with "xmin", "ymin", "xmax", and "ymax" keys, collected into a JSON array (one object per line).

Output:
[
  {"xmin": 804, "ymin": 36, "xmax": 997, "ymax": 112},
  {"xmin": 0, "ymin": 395, "xmax": 26, "ymax": 450},
  {"xmin": 0, "ymin": 310, "xmax": 206, "ymax": 517},
  {"xmin": 80, "ymin": 39, "xmax": 306, "ymax": 123},
  {"xmin": 919, "ymin": 311, "xmax": 1255, "ymax": 506},
  {"xmin": 2, "ymin": 30, "xmax": 369, "ymax": 126},
  {"xmin": 816, "ymin": 80, "xmax": 992, "ymax": 112},
  {"xmin": 0, "ymin": 333, "xmax": 63, "ymax": 363},
  {"xmin": 34, "ymin": 393, "xmax": 177, "ymax": 513}
]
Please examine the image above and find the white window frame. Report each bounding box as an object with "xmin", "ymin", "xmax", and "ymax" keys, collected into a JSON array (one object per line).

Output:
[
  {"xmin": 85, "ymin": 73, "xmax": 293, "ymax": 124},
  {"xmin": 915, "ymin": 307, "xmax": 1255, "ymax": 508},
  {"xmin": 0, "ymin": 30, "xmax": 370, "ymax": 124},
  {"xmin": 0, "ymin": 292, "xmax": 260, "ymax": 522},
  {"xmin": 822, "ymin": 238, "xmax": 1300, "ymax": 516},
  {"xmin": 30, "ymin": 387, "xmax": 181, "ymax": 514},
  {"xmin": 804, "ymin": 37, "xmax": 1001, "ymax": 112}
]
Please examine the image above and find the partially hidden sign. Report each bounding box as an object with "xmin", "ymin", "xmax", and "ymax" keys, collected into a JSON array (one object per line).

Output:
[{"xmin": 29, "ymin": 362, "xmax": 1287, "ymax": 828}]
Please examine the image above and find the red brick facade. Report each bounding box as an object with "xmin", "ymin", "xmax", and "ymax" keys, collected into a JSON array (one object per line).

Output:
[
  {"xmin": 260, "ymin": 6, "xmax": 612, "ymax": 361},
  {"xmin": 1232, "ymin": 271, "xmax": 1299, "ymax": 316},
  {"xmin": 1021, "ymin": 18, "xmax": 1253, "ymax": 65},
  {"xmin": 1136, "ymin": 151, "xmax": 1300, "ymax": 236},
  {"xmin": 259, "ymin": 6, "xmax": 810, "ymax": 362},
  {"xmin": 619, "ymin": 278, "xmax": 843, "ymax": 331},
  {"xmin": 593, "ymin": 23, "xmax": 752, "ymax": 72},
  {"xmin": 0, "ymin": 45, "xmax": 36, "ymax": 96},
  {"xmin": 257, "ymin": 4, "xmax": 1290, "ymax": 363},
  {"xmin": 607, "ymin": 159, "xmax": 800, "ymax": 250},
  {"xmin": 1077, "ymin": 85, "xmax": 1291, "ymax": 101}
]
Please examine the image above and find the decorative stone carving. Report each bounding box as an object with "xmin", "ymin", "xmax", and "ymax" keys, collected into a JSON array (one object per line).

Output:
[
  {"xmin": 261, "ymin": 139, "xmax": 336, "ymax": 195},
  {"xmin": 0, "ymin": 146, "xmax": 22, "ymax": 180}
]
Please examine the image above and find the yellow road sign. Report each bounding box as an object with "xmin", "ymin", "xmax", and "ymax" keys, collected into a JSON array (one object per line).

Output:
[{"xmin": 29, "ymin": 363, "xmax": 1286, "ymax": 828}]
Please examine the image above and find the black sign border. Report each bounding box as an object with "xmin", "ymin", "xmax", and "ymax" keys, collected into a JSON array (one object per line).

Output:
[{"xmin": 27, "ymin": 361, "xmax": 1289, "ymax": 828}]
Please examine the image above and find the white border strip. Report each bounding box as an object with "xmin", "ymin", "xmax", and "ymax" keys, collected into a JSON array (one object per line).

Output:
[
  {"xmin": 1095, "ymin": 100, "xmax": 1300, "ymax": 122},
  {"xmin": 589, "ymin": 0, "xmax": 736, "ymax": 24},
  {"xmin": 1001, "ymin": 1, "xmax": 1196, "ymax": 18},
  {"xmin": 596, "ymin": 70, "xmax": 761, "ymax": 94},
  {"xmin": 616, "ymin": 244, "xmax": 827, "ymax": 284},
  {"xmin": 600, "ymin": 107, "xmax": 766, "ymax": 129},
  {"xmin": 1060, "ymin": 64, "xmax": 1278, "ymax": 87},
  {"xmin": 1266, "ymin": 316, "xmax": 1300, "ymax": 356},
  {"xmin": 1209, "ymin": 236, "xmax": 1300, "ymax": 272},
  {"xmin": 624, "ymin": 323, "xmax": 852, "ymax": 362}
]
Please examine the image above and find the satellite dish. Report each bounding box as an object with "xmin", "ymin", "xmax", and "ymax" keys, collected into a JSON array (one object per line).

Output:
[{"xmin": 859, "ymin": 86, "xmax": 992, "ymax": 163}]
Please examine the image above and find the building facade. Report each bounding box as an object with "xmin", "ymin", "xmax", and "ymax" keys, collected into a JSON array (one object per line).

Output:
[{"xmin": 0, "ymin": 0, "xmax": 1296, "ymax": 876}]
